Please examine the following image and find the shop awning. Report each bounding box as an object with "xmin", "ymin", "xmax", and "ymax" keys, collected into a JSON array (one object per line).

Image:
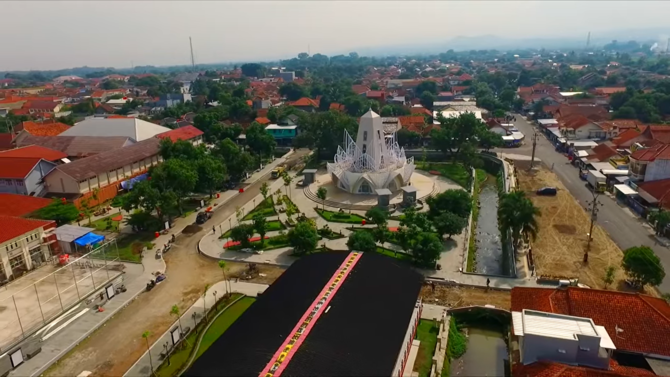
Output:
[
  {"xmin": 614, "ymin": 184, "xmax": 637, "ymax": 196},
  {"xmin": 55, "ymin": 224, "xmax": 94, "ymax": 242},
  {"xmin": 74, "ymin": 232, "xmax": 105, "ymax": 246}
]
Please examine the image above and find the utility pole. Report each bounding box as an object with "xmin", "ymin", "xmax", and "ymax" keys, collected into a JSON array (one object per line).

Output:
[
  {"xmin": 189, "ymin": 37, "xmax": 195, "ymax": 69},
  {"xmin": 585, "ymin": 191, "xmax": 603, "ymax": 263},
  {"xmin": 529, "ymin": 132, "xmax": 538, "ymax": 170},
  {"xmin": 586, "ymin": 31, "xmax": 591, "ymax": 50}
]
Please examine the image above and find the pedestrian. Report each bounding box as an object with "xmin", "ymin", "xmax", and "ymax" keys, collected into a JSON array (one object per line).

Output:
[
  {"xmin": 212, "ymin": 225, "xmax": 216, "ymax": 234},
  {"xmin": 486, "ymin": 278, "xmax": 490, "ymax": 288}
]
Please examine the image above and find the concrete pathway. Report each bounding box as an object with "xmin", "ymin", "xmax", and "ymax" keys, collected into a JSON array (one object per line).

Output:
[
  {"xmin": 10, "ymin": 153, "xmax": 293, "ymax": 377},
  {"xmin": 124, "ymin": 281, "xmax": 268, "ymax": 377}
]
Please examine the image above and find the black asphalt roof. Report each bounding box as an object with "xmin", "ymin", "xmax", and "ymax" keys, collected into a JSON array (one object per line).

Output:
[{"xmin": 185, "ymin": 251, "xmax": 423, "ymax": 377}]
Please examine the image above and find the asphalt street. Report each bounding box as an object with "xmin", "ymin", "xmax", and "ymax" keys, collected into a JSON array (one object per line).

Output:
[{"xmin": 499, "ymin": 115, "xmax": 670, "ymax": 293}]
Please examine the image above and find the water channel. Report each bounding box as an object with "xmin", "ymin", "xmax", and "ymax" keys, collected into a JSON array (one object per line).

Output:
[
  {"xmin": 474, "ymin": 175, "xmax": 503, "ymax": 275},
  {"xmin": 451, "ymin": 326, "xmax": 508, "ymax": 377}
]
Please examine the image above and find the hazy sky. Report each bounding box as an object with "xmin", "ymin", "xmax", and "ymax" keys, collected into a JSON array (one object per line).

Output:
[{"xmin": 3, "ymin": 1, "xmax": 670, "ymax": 71}]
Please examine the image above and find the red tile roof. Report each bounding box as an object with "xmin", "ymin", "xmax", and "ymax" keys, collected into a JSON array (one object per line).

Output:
[
  {"xmin": 556, "ymin": 104, "xmax": 609, "ymax": 121},
  {"xmin": 0, "ymin": 194, "xmax": 51, "ymax": 217},
  {"xmin": 612, "ymin": 127, "xmax": 647, "ymax": 147},
  {"xmin": 22, "ymin": 101, "xmax": 59, "ymax": 111},
  {"xmin": 411, "ymin": 106, "xmax": 432, "ymax": 116},
  {"xmin": 451, "ymin": 85, "xmax": 469, "ymax": 93},
  {"xmin": 0, "ymin": 133, "xmax": 13, "ymax": 151},
  {"xmin": 0, "ymin": 215, "xmax": 54, "ymax": 244},
  {"xmin": 511, "ymin": 287, "xmax": 670, "ymax": 357},
  {"xmin": 366, "ymin": 90, "xmax": 385, "ymax": 98},
  {"xmin": 593, "ymin": 87, "xmax": 627, "ymax": 95},
  {"xmin": 589, "ymin": 143, "xmax": 619, "ymax": 162},
  {"xmin": 398, "ymin": 116, "xmax": 426, "ymax": 129},
  {"xmin": 0, "ymin": 157, "xmax": 44, "ymax": 178},
  {"xmin": 561, "ymin": 114, "xmax": 593, "ymax": 130},
  {"xmin": 513, "ymin": 359, "xmax": 657, "ymax": 377},
  {"xmin": 156, "ymin": 125, "xmax": 204, "ymax": 143},
  {"xmin": 254, "ymin": 117, "xmax": 271, "ymax": 125},
  {"xmin": 329, "ymin": 103, "xmax": 345, "ymax": 111},
  {"xmin": 630, "ymin": 143, "xmax": 670, "ymax": 162},
  {"xmin": 20, "ymin": 121, "xmax": 71, "ymax": 136},
  {"xmin": 637, "ymin": 179, "xmax": 670, "ymax": 208},
  {"xmin": 0, "ymin": 145, "xmax": 67, "ymax": 161},
  {"xmin": 647, "ymin": 125, "xmax": 670, "ymax": 144},
  {"xmin": 290, "ymin": 97, "xmax": 319, "ymax": 107},
  {"xmin": 352, "ymin": 85, "xmax": 370, "ymax": 95}
]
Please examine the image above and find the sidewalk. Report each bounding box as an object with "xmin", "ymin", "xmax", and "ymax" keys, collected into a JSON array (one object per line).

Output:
[
  {"xmin": 124, "ymin": 280, "xmax": 268, "ymax": 377},
  {"xmin": 10, "ymin": 153, "xmax": 292, "ymax": 377}
]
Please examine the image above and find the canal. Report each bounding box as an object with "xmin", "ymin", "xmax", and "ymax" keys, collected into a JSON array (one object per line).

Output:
[
  {"xmin": 451, "ymin": 325, "xmax": 508, "ymax": 377},
  {"xmin": 474, "ymin": 175, "xmax": 503, "ymax": 275}
]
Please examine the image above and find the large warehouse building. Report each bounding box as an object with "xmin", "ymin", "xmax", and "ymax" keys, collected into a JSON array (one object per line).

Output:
[{"xmin": 186, "ymin": 251, "xmax": 424, "ymax": 377}]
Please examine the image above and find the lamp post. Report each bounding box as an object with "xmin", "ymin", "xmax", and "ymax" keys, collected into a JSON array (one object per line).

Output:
[{"xmin": 213, "ymin": 290, "xmax": 218, "ymax": 310}]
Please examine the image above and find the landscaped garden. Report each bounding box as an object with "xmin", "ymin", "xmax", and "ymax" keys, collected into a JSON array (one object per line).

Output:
[
  {"xmin": 418, "ymin": 162, "xmax": 471, "ymax": 189},
  {"xmin": 226, "ymin": 234, "xmax": 292, "ymax": 251},
  {"xmin": 316, "ymin": 208, "xmax": 367, "ymax": 224},
  {"xmin": 155, "ymin": 294, "xmax": 255, "ymax": 377},
  {"xmin": 243, "ymin": 197, "xmax": 277, "ymax": 220},
  {"xmin": 221, "ymin": 220, "xmax": 285, "ymax": 238},
  {"xmin": 414, "ymin": 319, "xmax": 439, "ymax": 377},
  {"xmin": 318, "ymin": 226, "xmax": 346, "ymax": 240},
  {"xmin": 112, "ymin": 232, "xmax": 155, "ymax": 262},
  {"xmin": 91, "ymin": 213, "xmax": 122, "ymax": 232},
  {"xmin": 467, "ymin": 169, "xmax": 488, "ymax": 272}
]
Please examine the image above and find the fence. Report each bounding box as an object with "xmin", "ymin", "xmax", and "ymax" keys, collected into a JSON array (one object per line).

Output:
[{"xmin": 0, "ymin": 239, "xmax": 124, "ymax": 352}]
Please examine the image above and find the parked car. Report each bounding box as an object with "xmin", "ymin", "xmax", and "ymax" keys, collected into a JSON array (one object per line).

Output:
[
  {"xmin": 196, "ymin": 211, "xmax": 212, "ymax": 224},
  {"xmin": 536, "ymin": 187, "xmax": 558, "ymax": 196}
]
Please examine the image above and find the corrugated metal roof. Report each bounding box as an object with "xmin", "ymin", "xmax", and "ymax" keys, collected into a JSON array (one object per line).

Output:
[{"xmin": 518, "ymin": 310, "xmax": 600, "ymax": 341}]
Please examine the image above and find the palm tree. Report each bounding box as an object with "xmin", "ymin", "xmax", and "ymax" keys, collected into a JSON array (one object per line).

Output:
[
  {"xmin": 498, "ymin": 191, "xmax": 541, "ymax": 246},
  {"xmin": 203, "ymin": 283, "xmax": 210, "ymax": 319},
  {"xmin": 142, "ymin": 331, "xmax": 154, "ymax": 375},
  {"xmin": 316, "ymin": 187, "xmax": 327, "ymax": 211},
  {"xmin": 218, "ymin": 260, "xmax": 231, "ymax": 297},
  {"xmin": 282, "ymin": 173, "xmax": 294, "ymax": 200},
  {"xmin": 170, "ymin": 304, "xmax": 184, "ymax": 334},
  {"xmin": 260, "ymin": 182, "xmax": 269, "ymax": 202}
]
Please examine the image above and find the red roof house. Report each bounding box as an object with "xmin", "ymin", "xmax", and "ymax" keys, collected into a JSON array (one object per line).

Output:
[
  {"xmin": 0, "ymin": 215, "xmax": 54, "ymax": 244},
  {"xmin": 155, "ymin": 125, "xmax": 204, "ymax": 143},
  {"xmin": 0, "ymin": 193, "xmax": 52, "ymax": 217},
  {"xmin": 0, "ymin": 145, "xmax": 67, "ymax": 162},
  {"xmin": 254, "ymin": 117, "xmax": 271, "ymax": 125},
  {"xmin": 16, "ymin": 121, "xmax": 71, "ymax": 137}
]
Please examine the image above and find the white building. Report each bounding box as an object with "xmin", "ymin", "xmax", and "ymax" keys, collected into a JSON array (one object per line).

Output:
[
  {"xmin": 327, "ymin": 110, "xmax": 415, "ymax": 194},
  {"xmin": 59, "ymin": 118, "xmax": 171, "ymax": 142},
  {"xmin": 0, "ymin": 216, "xmax": 56, "ymax": 281}
]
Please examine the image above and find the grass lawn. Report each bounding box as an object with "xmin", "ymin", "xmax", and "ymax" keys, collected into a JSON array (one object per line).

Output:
[
  {"xmin": 376, "ymin": 246, "xmax": 414, "ymax": 264},
  {"xmin": 180, "ymin": 197, "xmax": 210, "ymax": 218},
  {"xmin": 418, "ymin": 162, "xmax": 471, "ymax": 189},
  {"xmin": 280, "ymin": 195, "xmax": 298, "ymax": 214},
  {"xmin": 228, "ymin": 234, "xmax": 292, "ymax": 251},
  {"xmin": 221, "ymin": 220, "xmax": 286, "ymax": 238},
  {"xmin": 113, "ymin": 232, "xmax": 155, "ymax": 262},
  {"xmin": 195, "ymin": 297, "xmax": 256, "ymax": 359},
  {"xmin": 316, "ymin": 208, "xmax": 366, "ymax": 224},
  {"xmin": 415, "ymin": 319, "xmax": 439, "ymax": 377},
  {"xmin": 467, "ymin": 169, "xmax": 488, "ymax": 272},
  {"xmin": 243, "ymin": 197, "xmax": 277, "ymax": 220},
  {"xmin": 90, "ymin": 213, "xmax": 121, "ymax": 232},
  {"xmin": 155, "ymin": 294, "xmax": 248, "ymax": 377},
  {"xmin": 318, "ymin": 228, "xmax": 346, "ymax": 240}
]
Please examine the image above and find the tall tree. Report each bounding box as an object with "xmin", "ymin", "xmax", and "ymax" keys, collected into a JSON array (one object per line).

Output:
[
  {"xmin": 279, "ymin": 82, "xmax": 307, "ymax": 101},
  {"xmin": 230, "ymin": 224, "xmax": 255, "ymax": 249},
  {"xmin": 197, "ymin": 156, "xmax": 226, "ymax": 198},
  {"xmin": 433, "ymin": 212, "xmax": 466, "ymax": 239},
  {"xmin": 316, "ymin": 187, "xmax": 327, "ymax": 210},
  {"xmin": 498, "ymin": 191, "xmax": 541, "ymax": 246},
  {"xmin": 347, "ymin": 231, "xmax": 377, "ymax": 253},
  {"xmin": 288, "ymin": 220, "xmax": 319, "ymax": 255},
  {"xmin": 36, "ymin": 198, "xmax": 79, "ymax": 225},
  {"xmin": 253, "ymin": 213, "xmax": 267, "ymax": 246},
  {"xmin": 151, "ymin": 159, "xmax": 198, "ymax": 215},
  {"xmin": 426, "ymin": 189, "xmax": 472, "ymax": 219},
  {"xmin": 411, "ymin": 232, "xmax": 442, "ymax": 267},
  {"xmin": 246, "ymin": 122, "xmax": 276, "ymax": 158},
  {"xmin": 622, "ymin": 246, "xmax": 665, "ymax": 287}
]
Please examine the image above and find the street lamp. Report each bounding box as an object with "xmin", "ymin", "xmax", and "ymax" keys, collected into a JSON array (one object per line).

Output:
[{"xmin": 213, "ymin": 290, "xmax": 218, "ymax": 309}]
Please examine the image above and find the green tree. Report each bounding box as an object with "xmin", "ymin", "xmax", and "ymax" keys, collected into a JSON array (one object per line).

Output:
[
  {"xmin": 240, "ymin": 63, "xmax": 265, "ymax": 78},
  {"xmin": 478, "ymin": 130, "xmax": 504, "ymax": 151},
  {"xmin": 279, "ymin": 82, "xmax": 307, "ymax": 101},
  {"xmin": 347, "ymin": 231, "xmax": 377, "ymax": 253},
  {"xmin": 365, "ymin": 207, "xmax": 389, "ymax": 226},
  {"xmin": 288, "ymin": 220, "xmax": 319, "ymax": 255},
  {"xmin": 141, "ymin": 331, "xmax": 154, "ymax": 374},
  {"xmin": 420, "ymin": 91, "xmax": 436, "ymax": 110},
  {"xmin": 433, "ymin": 212, "xmax": 466, "ymax": 239},
  {"xmin": 411, "ymin": 232, "xmax": 442, "ymax": 267},
  {"xmin": 622, "ymin": 246, "xmax": 665, "ymax": 287},
  {"xmin": 246, "ymin": 122, "xmax": 276, "ymax": 158},
  {"xmin": 36, "ymin": 198, "xmax": 80, "ymax": 225},
  {"xmin": 101, "ymin": 80, "xmax": 121, "ymax": 90},
  {"xmin": 253, "ymin": 213, "xmax": 267, "ymax": 246},
  {"xmin": 316, "ymin": 187, "xmax": 327, "ymax": 210},
  {"xmin": 397, "ymin": 128, "xmax": 422, "ymax": 148},
  {"xmin": 498, "ymin": 191, "xmax": 541, "ymax": 246},
  {"xmin": 218, "ymin": 260, "xmax": 230, "ymax": 297},
  {"xmin": 230, "ymin": 224, "xmax": 255, "ymax": 249},
  {"xmin": 649, "ymin": 210, "xmax": 670, "ymax": 236},
  {"xmin": 603, "ymin": 266, "xmax": 616, "ymax": 289},
  {"xmin": 416, "ymin": 81, "xmax": 438, "ymax": 95},
  {"xmin": 260, "ymin": 182, "xmax": 269, "ymax": 200},
  {"xmin": 426, "ymin": 189, "xmax": 472, "ymax": 219},
  {"xmin": 213, "ymin": 138, "xmax": 253, "ymax": 181},
  {"xmin": 196, "ymin": 156, "xmax": 226, "ymax": 198},
  {"xmin": 151, "ymin": 159, "xmax": 198, "ymax": 215},
  {"xmin": 282, "ymin": 173, "xmax": 294, "ymax": 200},
  {"xmin": 170, "ymin": 304, "xmax": 185, "ymax": 336}
]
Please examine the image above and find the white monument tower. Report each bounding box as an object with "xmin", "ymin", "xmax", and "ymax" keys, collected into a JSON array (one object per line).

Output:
[{"xmin": 327, "ymin": 109, "xmax": 415, "ymax": 194}]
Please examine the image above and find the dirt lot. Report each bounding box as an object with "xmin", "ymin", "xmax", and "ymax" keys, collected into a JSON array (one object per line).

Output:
[
  {"xmin": 44, "ymin": 239, "xmax": 285, "ymax": 377},
  {"xmin": 515, "ymin": 162, "xmax": 626, "ymax": 289},
  {"xmin": 420, "ymin": 284, "xmax": 511, "ymax": 310}
]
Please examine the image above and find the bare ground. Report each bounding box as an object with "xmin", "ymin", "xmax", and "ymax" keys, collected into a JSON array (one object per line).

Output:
[
  {"xmin": 515, "ymin": 162, "xmax": 627, "ymax": 290},
  {"xmin": 43, "ymin": 239, "xmax": 285, "ymax": 377},
  {"xmin": 420, "ymin": 284, "xmax": 511, "ymax": 310}
]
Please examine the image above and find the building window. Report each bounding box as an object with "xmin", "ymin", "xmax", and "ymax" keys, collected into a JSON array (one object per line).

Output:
[
  {"xmin": 377, "ymin": 130, "xmax": 381, "ymax": 140},
  {"xmin": 557, "ymin": 349, "xmax": 567, "ymax": 354},
  {"xmin": 363, "ymin": 131, "xmax": 368, "ymax": 141},
  {"xmin": 362, "ymin": 144, "xmax": 367, "ymax": 154}
]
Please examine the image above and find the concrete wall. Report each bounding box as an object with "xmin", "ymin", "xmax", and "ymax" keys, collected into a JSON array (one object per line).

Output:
[
  {"xmin": 44, "ymin": 169, "xmax": 79, "ymax": 194},
  {"xmin": 645, "ymin": 159, "xmax": 670, "ymax": 182},
  {"xmin": 522, "ymin": 333, "xmax": 578, "ymax": 365}
]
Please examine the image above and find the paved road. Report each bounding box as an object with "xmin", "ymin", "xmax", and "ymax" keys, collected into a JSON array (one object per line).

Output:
[{"xmin": 498, "ymin": 116, "xmax": 670, "ymax": 293}]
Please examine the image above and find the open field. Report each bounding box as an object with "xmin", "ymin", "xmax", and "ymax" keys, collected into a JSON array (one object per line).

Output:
[
  {"xmin": 515, "ymin": 162, "xmax": 627, "ymax": 290},
  {"xmin": 420, "ymin": 284, "xmax": 511, "ymax": 310}
]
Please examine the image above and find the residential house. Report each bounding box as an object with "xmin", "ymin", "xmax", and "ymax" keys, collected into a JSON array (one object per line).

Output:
[
  {"xmin": 0, "ymin": 158, "xmax": 56, "ymax": 196},
  {"xmin": 586, "ymin": 142, "xmax": 621, "ymax": 163},
  {"xmin": 90, "ymin": 89, "xmax": 128, "ymax": 102},
  {"xmin": 44, "ymin": 138, "xmax": 162, "ymax": 206},
  {"xmin": 578, "ymin": 72, "xmax": 600, "ymax": 86},
  {"xmin": 95, "ymin": 102, "xmax": 116, "ymax": 115},
  {"xmin": 410, "ymin": 106, "xmax": 432, "ymax": 117},
  {"xmin": 279, "ymin": 71, "xmax": 295, "ymax": 83},
  {"xmin": 155, "ymin": 125, "xmax": 204, "ymax": 146},
  {"xmin": 14, "ymin": 135, "xmax": 135, "ymax": 159},
  {"xmin": 366, "ymin": 91, "xmax": 386, "ymax": 105},
  {"xmin": 451, "ymin": 86, "xmax": 469, "ymax": 95},
  {"xmin": 289, "ymin": 97, "xmax": 319, "ymax": 112},
  {"xmin": 0, "ymin": 145, "xmax": 68, "ymax": 163},
  {"xmin": 155, "ymin": 93, "xmax": 192, "ymax": 108},
  {"xmin": 0, "ymin": 193, "xmax": 51, "ymax": 218},
  {"xmin": 0, "ymin": 134, "xmax": 13, "ymax": 151},
  {"xmin": 14, "ymin": 121, "xmax": 71, "ymax": 137},
  {"xmin": 611, "ymin": 127, "xmax": 650, "ymax": 148},
  {"xmin": 59, "ymin": 118, "xmax": 171, "ymax": 141},
  {"xmin": 329, "ymin": 103, "xmax": 345, "ymax": 112},
  {"xmin": 264, "ymin": 124, "xmax": 297, "ymax": 145},
  {"xmin": 103, "ymin": 74, "xmax": 129, "ymax": 82},
  {"xmin": 0, "ymin": 216, "xmax": 57, "ymax": 282},
  {"xmin": 560, "ymin": 115, "xmax": 608, "ymax": 140},
  {"xmin": 591, "ymin": 87, "xmax": 627, "ymax": 97},
  {"xmin": 629, "ymin": 144, "xmax": 670, "ymax": 182},
  {"xmin": 22, "ymin": 101, "xmax": 63, "ymax": 115},
  {"xmin": 436, "ymin": 92, "xmax": 454, "ymax": 101},
  {"xmin": 511, "ymin": 286, "xmax": 670, "ymax": 377},
  {"xmin": 446, "ymin": 73, "xmax": 472, "ymax": 86},
  {"xmin": 352, "ymin": 85, "xmax": 370, "ymax": 96}
]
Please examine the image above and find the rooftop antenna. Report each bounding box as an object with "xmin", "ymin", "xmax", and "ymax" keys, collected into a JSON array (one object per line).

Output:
[
  {"xmin": 586, "ymin": 31, "xmax": 591, "ymax": 50},
  {"xmin": 189, "ymin": 37, "xmax": 195, "ymax": 69}
]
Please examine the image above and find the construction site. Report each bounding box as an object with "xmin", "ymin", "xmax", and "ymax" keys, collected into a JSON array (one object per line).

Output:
[{"xmin": 515, "ymin": 161, "xmax": 628, "ymax": 290}]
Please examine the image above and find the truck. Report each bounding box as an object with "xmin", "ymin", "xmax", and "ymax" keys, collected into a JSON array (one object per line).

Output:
[
  {"xmin": 271, "ymin": 166, "xmax": 285, "ymax": 179},
  {"xmin": 586, "ymin": 170, "xmax": 607, "ymax": 193}
]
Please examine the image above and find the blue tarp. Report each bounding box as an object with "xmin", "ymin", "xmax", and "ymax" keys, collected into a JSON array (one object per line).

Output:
[
  {"xmin": 120, "ymin": 173, "xmax": 148, "ymax": 190},
  {"xmin": 74, "ymin": 232, "xmax": 105, "ymax": 246}
]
